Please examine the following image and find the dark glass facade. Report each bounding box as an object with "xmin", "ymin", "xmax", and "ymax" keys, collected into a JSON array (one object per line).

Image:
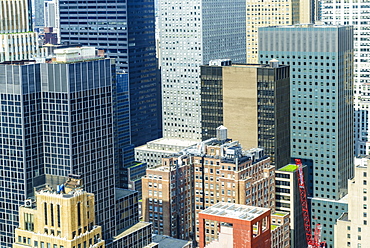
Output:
[
  {"xmin": 59, "ymin": 0, "xmax": 162, "ymax": 147},
  {"xmin": 0, "ymin": 59, "xmax": 118, "ymax": 246},
  {"xmin": 257, "ymin": 66, "xmax": 290, "ymax": 169},
  {"xmin": 200, "ymin": 66, "xmax": 223, "ymax": 140},
  {"xmin": 200, "ymin": 64, "xmax": 290, "ymax": 168}
]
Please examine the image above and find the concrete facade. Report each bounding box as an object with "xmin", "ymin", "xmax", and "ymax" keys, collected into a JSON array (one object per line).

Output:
[
  {"xmin": 321, "ymin": 0, "xmax": 370, "ymax": 156},
  {"xmin": 334, "ymin": 157, "xmax": 370, "ymax": 248},
  {"xmin": 158, "ymin": 0, "xmax": 246, "ymax": 140},
  {"xmin": 246, "ymin": 0, "xmax": 311, "ymax": 63},
  {"xmin": 135, "ymin": 138, "xmax": 196, "ymax": 168}
]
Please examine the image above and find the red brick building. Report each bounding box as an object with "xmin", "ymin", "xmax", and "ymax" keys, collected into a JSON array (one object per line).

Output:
[{"xmin": 198, "ymin": 202, "xmax": 271, "ymax": 248}]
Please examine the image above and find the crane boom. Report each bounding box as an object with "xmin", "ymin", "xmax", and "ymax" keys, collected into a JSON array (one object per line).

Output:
[{"xmin": 294, "ymin": 159, "xmax": 326, "ymax": 248}]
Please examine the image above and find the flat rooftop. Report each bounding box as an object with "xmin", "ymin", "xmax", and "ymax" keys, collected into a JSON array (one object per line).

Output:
[
  {"xmin": 115, "ymin": 188, "xmax": 137, "ymax": 200},
  {"xmin": 114, "ymin": 222, "xmax": 151, "ymax": 240},
  {"xmin": 278, "ymin": 164, "xmax": 298, "ymax": 172},
  {"xmin": 136, "ymin": 138, "xmax": 197, "ymax": 150},
  {"xmin": 200, "ymin": 202, "xmax": 270, "ymax": 221},
  {"xmin": 152, "ymin": 235, "xmax": 191, "ymax": 248}
]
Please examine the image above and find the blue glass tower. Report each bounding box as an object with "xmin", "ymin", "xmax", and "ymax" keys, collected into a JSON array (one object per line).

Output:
[
  {"xmin": 259, "ymin": 24, "xmax": 354, "ymax": 247},
  {"xmin": 0, "ymin": 57, "xmax": 118, "ymax": 247},
  {"xmin": 59, "ymin": 0, "xmax": 161, "ymax": 148}
]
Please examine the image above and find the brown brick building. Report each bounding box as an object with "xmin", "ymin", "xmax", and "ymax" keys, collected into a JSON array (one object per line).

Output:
[{"xmin": 142, "ymin": 134, "xmax": 276, "ymax": 242}]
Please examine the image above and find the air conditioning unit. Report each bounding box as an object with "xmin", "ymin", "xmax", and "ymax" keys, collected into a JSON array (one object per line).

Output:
[{"xmin": 24, "ymin": 199, "xmax": 32, "ymax": 208}]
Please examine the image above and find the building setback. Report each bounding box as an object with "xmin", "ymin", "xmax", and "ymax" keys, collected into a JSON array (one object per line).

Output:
[
  {"xmin": 13, "ymin": 177, "xmax": 106, "ymax": 248},
  {"xmin": 59, "ymin": 0, "xmax": 161, "ymax": 147},
  {"xmin": 142, "ymin": 133, "xmax": 276, "ymax": 242},
  {"xmin": 200, "ymin": 60, "xmax": 290, "ymax": 168},
  {"xmin": 259, "ymin": 24, "xmax": 354, "ymax": 247}
]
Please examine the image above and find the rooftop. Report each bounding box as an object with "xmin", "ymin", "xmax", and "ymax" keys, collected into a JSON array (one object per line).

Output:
[
  {"xmin": 200, "ymin": 202, "xmax": 270, "ymax": 221},
  {"xmin": 279, "ymin": 164, "xmax": 298, "ymax": 172},
  {"xmin": 152, "ymin": 235, "xmax": 191, "ymax": 248},
  {"xmin": 148, "ymin": 138, "xmax": 197, "ymax": 147},
  {"xmin": 113, "ymin": 222, "xmax": 151, "ymax": 240},
  {"xmin": 115, "ymin": 188, "xmax": 137, "ymax": 200},
  {"xmin": 261, "ymin": 23, "xmax": 347, "ymax": 29},
  {"xmin": 272, "ymin": 211, "xmax": 289, "ymax": 217}
]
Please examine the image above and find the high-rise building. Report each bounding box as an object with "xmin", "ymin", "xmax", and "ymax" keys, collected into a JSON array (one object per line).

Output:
[
  {"xmin": 320, "ymin": 0, "xmax": 370, "ymax": 156},
  {"xmin": 245, "ymin": 0, "xmax": 312, "ymax": 64},
  {"xmin": 0, "ymin": 0, "xmax": 37, "ymax": 62},
  {"xmin": 59, "ymin": 0, "xmax": 161, "ymax": 147},
  {"xmin": 34, "ymin": 0, "xmax": 46, "ymax": 30},
  {"xmin": 13, "ymin": 177, "xmax": 106, "ymax": 248},
  {"xmin": 142, "ymin": 134, "xmax": 275, "ymax": 241},
  {"xmin": 135, "ymin": 0, "xmax": 247, "ymax": 165},
  {"xmin": 259, "ymin": 24, "xmax": 354, "ymax": 247},
  {"xmin": 0, "ymin": 47, "xmax": 129, "ymax": 247},
  {"xmin": 158, "ymin": 0, "xmax": 246, "ymax": 141},
  {"xmin": 200, "ymin": 59, "xmax": 290, "ymax": 168},
  {"xmin": 334, "ymin": 157, "xmax": 370, "ymax": 248},
  {"xmin": 44, "ymin": 0, "xmax": 60, "ymax": 43}
]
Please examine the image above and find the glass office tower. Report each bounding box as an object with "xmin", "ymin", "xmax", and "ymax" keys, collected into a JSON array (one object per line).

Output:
[
  {"xmin": 0, "ymin": 57, "xmax": 117, "ymax": 247},
  {"xmin": 59, "ymin": 0, "xmax": 161, "ymax": 147},
  {"xmin": 259, "ymin": 24, "xmax": 354, "ymax": 247}
]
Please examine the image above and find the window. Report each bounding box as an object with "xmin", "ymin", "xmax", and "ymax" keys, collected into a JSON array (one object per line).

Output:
[
  {"xmin": 44, "ymin": 203, "xmax": 48, "ymax": 225},
  {"xmin": 57, "ymin": 205, "xmax": 61, "ymax": 227},
  {"xmin": 50, "ymin": 204, "xmax": 54, "ymax": 226},
  {"xmin": 77, "ymin": 202, "xmax": 81, "ymax": 226}
]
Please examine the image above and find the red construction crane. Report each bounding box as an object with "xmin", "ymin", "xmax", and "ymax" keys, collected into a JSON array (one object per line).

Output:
[{"xmin": 294, "ymin": 159, "xmax": 326, "ymax": 248}]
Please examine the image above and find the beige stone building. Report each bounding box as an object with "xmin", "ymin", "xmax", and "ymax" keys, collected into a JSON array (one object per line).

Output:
[
  {"xmin": 13, "ymin": 178, "xmax": 105, "ymax": 248},
  {"xmin": 334, "ymin": 157, "xmax": 370, "ymax": 248},
  {"xmin": 246, "ymin": 0, "xmax": 311, "ymax": 63}
]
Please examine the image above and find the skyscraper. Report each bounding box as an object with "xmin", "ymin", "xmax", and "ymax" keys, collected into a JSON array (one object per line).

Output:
[
  {"xmin": 259, "ymin": 24, "xmax": 354, "ymax": 247},
  {"xmin": 245, "ymin": 0, "xmax": 312, "ymax": 64},
  {"xmin": 158, "ymin": 0, "xmax": 246, "ymax": 141},
  {"xmin": 0, "ymin": 48, "xmax": 118, "ymax": 247},
  {"xmin": 34, "ymin": 0, "xmax": 46, "ymax": 30},
  {"xmin": 320, "ymin": 0, "xmax": 370, "ymax": 156},
  {"xmin": 200, "ymin": 59, "xmax": 290, "ymax": 168},
  {"xmin": 0, "ymin": 0, "xmax": 37, "ymax": 62},
  {"xmin": 59, "ymin": 0, "xmax": 161, "ymax": 147}
]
